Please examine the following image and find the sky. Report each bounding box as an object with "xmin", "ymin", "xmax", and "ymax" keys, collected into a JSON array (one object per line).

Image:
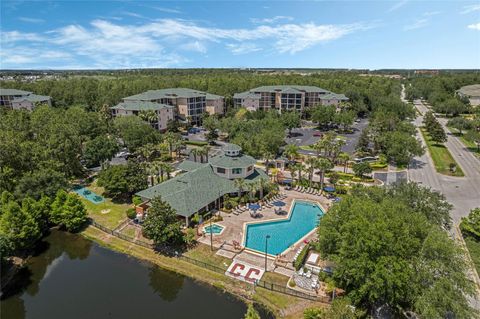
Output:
[{"xmin": 1, "ymin": 0, "xmax": 479, "ymax": 69}]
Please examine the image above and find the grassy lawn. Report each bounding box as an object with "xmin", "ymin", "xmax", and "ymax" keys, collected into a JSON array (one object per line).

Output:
[
  {"xmin": 120, "ymin": 225, "xmax": 137, "ymax": 238},
  {"xmin": 447, "ymin": 126, "xmax": 480, "ymax": 157},
  {"xmin": 299, "ymin": 145, "xmax": 316, "ymax": 152},
  {"xmin": 76, "ymin": 183, "xmax": 131, "ymax": 229},
  {"xmin": 464, "ymin": 236, "xmax": 480, "ymax": 275},
  {"xmin": 420, "ymin": 128, "xmax": 464, "ymax": 176},
  {"xmin": 183, "ymin": 242, "xmax": 231, "ymax": 270},
  {"xmin": 263, "ymin": 271, "xmax": 290, "ymax": 286}
]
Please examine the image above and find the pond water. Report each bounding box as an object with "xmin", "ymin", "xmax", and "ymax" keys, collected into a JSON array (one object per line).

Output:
[{"xmin": 1, "ymin": 230, "xmax": 272, "ymax": 319}]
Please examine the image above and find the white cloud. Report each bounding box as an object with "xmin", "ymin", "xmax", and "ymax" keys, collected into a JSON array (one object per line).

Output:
[
  {"xmin": 404, "ymin": 18, "xmax": 429, "ymax": 31},
  {"xmin": 1, "ymin": 18, "xmax": 368, "ymax": 68},
  {"xmin": 387, "ymin": 0, "xmax": 408, "ymax": 13},
  {"xmin": 18, "ymin": 17, "xmax": 45, "ymax": 23},
  {"xmin": 226, "ymin": 43, "xmax": 262, "ymax": 55},
  {"xmin": 468, "ymin": 23, "xmax": 480, "ymax": 30},
  {"xmin": 181, "ymin": 41, "xmax": 207, "ymax": 53},
  {"xmin": 150, "ymin": 6, "xmax": 182, "ymax": 14},
  {"xmin": 251, "ymin": 16, "xmax": 293, "ymax": 24},
  {"xmin": 461, "ymin": 4, "xmax": 480, "ymax": 14}
]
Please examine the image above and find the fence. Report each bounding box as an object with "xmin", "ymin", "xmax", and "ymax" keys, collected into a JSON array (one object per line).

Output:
[{"xmin": 88, "ymin": 219, "xmax": 330, "ymax": 303}]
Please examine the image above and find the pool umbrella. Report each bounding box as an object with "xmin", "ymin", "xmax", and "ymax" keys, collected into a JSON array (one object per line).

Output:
[
  {"xmin": 323, "ymin": 186, "xmax": 335, "ymax": 192},
  {"xmin": 249, "ymin": 203, "xmax": 261, "ymax": 211},
  {"xmin": 282, "ymin": 179, "xmax": 293, "ymax": 184},
  {"xmin": 272, "ymin": 201, "xmax": 286, "ymax": 207}
]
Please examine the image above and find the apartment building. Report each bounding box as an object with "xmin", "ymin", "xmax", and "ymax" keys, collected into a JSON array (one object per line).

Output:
[
  {"xmin": 233, "ymin": 85, "xmax": 348, "ymax": 112},
  {"xmin": 114, "ymin": 88, "xmax": 225, "ymax": 126},
  {"xmin": 0, "ymin": 88, "xmax": 52, "ymax": 111},
  {"xmin": 111, "ymin": 101, "xmax": 175, "ymax": 131}
]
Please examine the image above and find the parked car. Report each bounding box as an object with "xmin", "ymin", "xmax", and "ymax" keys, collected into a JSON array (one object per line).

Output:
[{"xmin": 313, "ymin": 131, "xmax": 322, "ymax": 137}]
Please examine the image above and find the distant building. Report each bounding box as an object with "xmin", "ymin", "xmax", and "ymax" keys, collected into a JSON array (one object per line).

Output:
[
  {"xmin": 112, "ymin": 88, "xmax": 225, "ymax": 127},
  {"xmin": 135, "ymin": 143, "xmax": 268, "ymax": 224},
  {"xmin": 0, "ymin": 88, "xmax": 52, "ymax": 111},
  {"xmin": 413, "ymin": 70, "xmax": 439, "ymax": 75},
  {"xmin": 233, "ymin": 85, "xmax": 348, "ymax": 112},
  {"xmin": 456, "ymin": 84, "xmax": 480, "ymax": 106}
]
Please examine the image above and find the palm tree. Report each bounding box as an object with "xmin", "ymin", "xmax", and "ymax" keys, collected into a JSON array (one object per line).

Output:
[
  {"xmin": 234, "ymin": 178, "xmax": 246, "ymax": 199},
  {"xmin": 284, "ymin": 144, "xmax": 299, "ymax": 161},
  {"xmin": 190, "ymin": 148, "xmax": 199, "ymax": 162},
  {"xmin": 201, "ymin": 145, "xmax": 211, "ymax": 163},
  {"xmin": 305, "ymin": 157, "xmax": 317, "ymax": 187},
  {"xmin": 247, "ymin": 182, "xmax": 258, "ymax": 202},
  {"xmin": 257, "ymin": 178, "xmax": 267, "ymax": 199},
  {"xmin": 316, "ymin": 158, "xmax": 333, "ymax": 194},
  {"xmin": 294, "ymin": 163, "xmax": 305, "ymax": 183},
  {"xmin": 331, "ymin": 139, "xmax": 346, "ymax": 162},
  {"xmin": 164, "ymin": 132, "xmax": 178, "ymax": 157},
  {"xmin": 196, "ymin": 148, "xmax": 206, "ymax": 163},
  {"xmin": 263, "ymin": 151, "xmax": 274, "ymax": 176},
  {"xmin": 339, "ymin": 152, "xmax": 350, "ymax": 173},
  {"xmin": 139, "ymin": 110, "xmax": 158, "ymax": 128},
  {"xmin": 163, "ymin": 163, "xmax": 174, "ymax": 180},
  {"xmin": 313, "ymin": 139, "xmax": 326, "ymax": 158}
]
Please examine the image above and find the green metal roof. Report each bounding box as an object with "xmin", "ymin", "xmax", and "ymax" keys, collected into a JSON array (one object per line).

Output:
[
  {"xmin": 177, "ymin": 160, "xmax": 205, "ymax": 172},
  {"xmin": 13, "ymin": 94, "xmax": 51, "ymax": 103},
  {"xmin": 223, "ymin": 143, "xmax": 242, "ymax": 152},
  {"xmin": 457, "ymin": 84, "xmax": 480, "ymax": 97},
  {"xmin": 136, "ymin": 163, "xmax": 267, "ymax": 217},
  {"xmin": 123, "ymin": 88, "xmax": 224, "ymax": 101},
  {"xmin": 319, "ymin": 93, "xmax": 349, "ymax": 100},
  {"xmin": 111, "ymin": 101, "xmax": 174, "ymax": 111},
  {"xmin": 209, "ymin": 153, "xmax": 256, "ymax": 169},
  {"xmin": 250, "ymin": 85, "xmax": 330, "ymax": 94},
  {"xmin": 0, "ymin": 88, "xmax": 32, "ymax": 96},
  {"xmin": 233, "ymin": 92, "xmax": 261, "ymax": 99}
]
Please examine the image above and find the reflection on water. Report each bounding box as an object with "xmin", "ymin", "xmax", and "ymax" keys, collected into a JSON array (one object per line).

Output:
[{"xmin": 1, "ymin": 230, "xmax": 273, "ymax": 319}]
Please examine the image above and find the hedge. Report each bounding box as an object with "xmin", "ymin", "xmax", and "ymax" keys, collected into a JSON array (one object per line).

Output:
[
  {"xmin": 293, "ymin": 245, "xmax": 310, "ymax": 271},
  {"xmin": 186, "ymin": 140, "xmax": 208, "ymax": 146}
]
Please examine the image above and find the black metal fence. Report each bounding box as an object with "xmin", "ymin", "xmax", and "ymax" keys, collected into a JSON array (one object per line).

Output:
[{"xmin": 88, "ymin": 219, "xmax": 330, "ymax": 303}]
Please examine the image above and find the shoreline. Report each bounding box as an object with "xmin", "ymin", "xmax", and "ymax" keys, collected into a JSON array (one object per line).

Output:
[{"xmin": 81, "ymin": 225, "xmax": 328, "ymax": 319}]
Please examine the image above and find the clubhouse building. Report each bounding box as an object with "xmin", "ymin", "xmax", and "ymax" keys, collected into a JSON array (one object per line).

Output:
[
  {"xmin": 233, "ymin": 85, "xmax": 348, "ymax": 112},
  {"xmin": 135, "ymin": 143, "xmax": 268, "ymax": 224},
  {"xmin": 111, "ymin": 88, "xmax": 225, "ymax": 128},
  {"xmin": 0, "ymin": 88, "xmax": 52, "ymax": 111}
]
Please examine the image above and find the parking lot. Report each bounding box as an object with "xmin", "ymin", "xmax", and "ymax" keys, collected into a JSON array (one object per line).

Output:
[{"xmin": 285, "ymin": 118, "xmax": 369, "ymax": 155}]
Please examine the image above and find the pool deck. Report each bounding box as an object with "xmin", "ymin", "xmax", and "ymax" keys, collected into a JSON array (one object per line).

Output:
[{"xmin": 197, "ymin": 187, "xmax": 332, "ymax": 277}]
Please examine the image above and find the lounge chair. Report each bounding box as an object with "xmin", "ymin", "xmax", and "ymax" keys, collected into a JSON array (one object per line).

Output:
[
  {"xmin": 298, "ymin": 268, "xmax": 304, "ymax": 276},
  {"xmin": 306, "ymin": 270, "xmax": 312, "ymax": 278}
]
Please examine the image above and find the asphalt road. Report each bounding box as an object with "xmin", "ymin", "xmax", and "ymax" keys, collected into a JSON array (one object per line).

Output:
[
  {"xmin": 285, "ymin": 118, "xmax": 369, "ymax": 156},
  {"xmin": 408, "ymin": 99, "xmax": 480, "ymax": 223}
]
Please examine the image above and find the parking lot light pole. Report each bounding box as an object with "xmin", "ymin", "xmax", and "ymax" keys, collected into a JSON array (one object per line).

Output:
[{"xmin": 264, "ymin": 235, "xmax": 271, "ymax": 271}]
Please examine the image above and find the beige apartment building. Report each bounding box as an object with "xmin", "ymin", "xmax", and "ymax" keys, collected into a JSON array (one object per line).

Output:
[
  {"xmin": 233, "ymin": 85, "xmax": 348, "ymax": 112},
  {"xmin": 111, "ymin": 101, "xmax": 175, "ymax": 131},
  {"xmin": 114, "ymin": 88, "xmax": 225, "ymax": 127},
  {"xmin": 0, "ymin": 88, "xmax": 52, "ymax": 111}
]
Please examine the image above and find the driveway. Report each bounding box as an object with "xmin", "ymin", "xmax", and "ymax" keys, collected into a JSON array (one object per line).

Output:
[{"xmin": 374, "ymin": 171, "xmax": 408, "ymax": 185}]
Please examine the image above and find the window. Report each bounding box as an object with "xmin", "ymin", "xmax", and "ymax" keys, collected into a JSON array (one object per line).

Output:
[
  {"xmin": 232, "ymin": 168, "xmax": 242, "ymax": 174},
  {"xmin": 216, "ymin": 167, "xmax": 226, "ymax": 174}
]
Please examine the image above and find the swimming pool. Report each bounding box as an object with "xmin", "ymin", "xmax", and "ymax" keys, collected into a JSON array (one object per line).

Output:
[
  {"xmin": 244, "ymin": 200, "xmax": 324, "ymax": 255},
  {"xmin": 73, "ymin": 186, "xmax": 104, "ymax": 204},
  {"xmin": 203, "ymin": 224, "xmax": 225, "ymax": 235}
]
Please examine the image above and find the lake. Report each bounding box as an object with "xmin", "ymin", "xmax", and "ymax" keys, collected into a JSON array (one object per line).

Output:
[{"xmin": 1, "ymin": 230, "xmax": 272, "ymax": 319}]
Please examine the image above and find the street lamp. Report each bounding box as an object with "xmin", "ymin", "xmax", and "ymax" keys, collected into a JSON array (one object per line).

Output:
[{"xmin": 264, "ymin": 235, "xmax": 271, "ymax": 271}]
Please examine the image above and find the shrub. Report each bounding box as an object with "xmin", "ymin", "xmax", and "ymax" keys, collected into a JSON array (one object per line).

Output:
[
  {"xmin": 288, "ymin": 280, "xmax": 296, "ymax": 288},
  {"xmin": 126, "ymin": 208, "xmax": 136, "ymax": 219},
  {"xmin": 293, "ymin": 245, "xmax": 310, "ymax": 270},
  {"xmin": 186, "ymin": 140, "xmax": 208, "ymax": 146},
  {"xmin": 183, "ymin": 228, "xmax": 196, "ymax": 246}
]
